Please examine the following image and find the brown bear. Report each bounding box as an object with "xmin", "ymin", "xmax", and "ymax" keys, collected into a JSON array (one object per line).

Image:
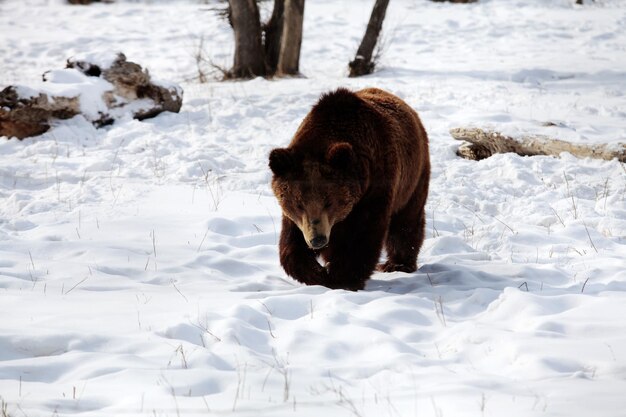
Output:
[{"xmin": 269, "ymin": 87, "xmax": 430, "ymax": 291}]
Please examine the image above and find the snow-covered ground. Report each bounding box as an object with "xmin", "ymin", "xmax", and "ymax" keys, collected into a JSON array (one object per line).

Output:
[{"xmin": 1, "ymin": 0, "xmax": 626, "ymax": 416}]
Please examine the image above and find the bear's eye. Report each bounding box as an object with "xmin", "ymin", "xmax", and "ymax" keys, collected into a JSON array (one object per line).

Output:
[
  {"xmin": 296, "ymin": 203, "xmax": 304, "ymax": 211},
  {"xmin": 324, "ymin": 201, "xmax": 332, "ymax": 209}
]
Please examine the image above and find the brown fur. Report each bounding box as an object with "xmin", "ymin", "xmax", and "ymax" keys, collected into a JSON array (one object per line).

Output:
[{"xmin": 269, "ymin": 87, "xmax": 430, "ymax": 290}]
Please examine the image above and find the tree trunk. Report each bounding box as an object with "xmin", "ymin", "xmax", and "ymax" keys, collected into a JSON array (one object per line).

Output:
[
  {"xmin": 349, "ymin": 0, "xmax": 390, "ymax": 77},
  {"xmin": 450, "ymin": 127, "xmax": 626, "ymax": 163},
  {"xmin": 264, "ymin": 0, "xmax": 285, "ymax": 74},
  {"xmin": 276, "ymin": 0, "xmax": 305, "ymax": 76},
  {"xmin": 228, "ymin": 0, "xmax": 266, "ymax": 79}
]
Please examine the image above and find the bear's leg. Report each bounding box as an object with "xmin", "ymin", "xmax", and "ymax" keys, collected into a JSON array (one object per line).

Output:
[
  {"xmin": 279, "ymin": 216, "xmax": 327, "ymax": 286},
  {"xmin": 322, "ymin": 199, "xmax": 391, "ymax": 290},
  {"xmin": 378, "ymin": 186, "xmax": 428, "ymax": 273}
]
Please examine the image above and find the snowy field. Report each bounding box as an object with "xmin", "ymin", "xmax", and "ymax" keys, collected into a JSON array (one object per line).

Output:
[{"xmin": 1, "ymin": 0, "xmax": 626, "ymax": 416}]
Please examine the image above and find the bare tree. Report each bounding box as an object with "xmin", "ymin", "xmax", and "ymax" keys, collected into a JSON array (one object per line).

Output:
[
  {"xmin": 228, "ymin": 0, "xmax": 266, "ymax": 78},
  {"xmin": 276, "ymin": 0, "xmax": 305, "ymax": 76},
  {"xmin": 349, "ymin": 0, "xmax": 390, "ymax": 77},
  {"xmin": 225, "ymin": 0, "xmax": 304, "ymax": 79},
  {"xmin": 264, "ymin": 0, "xmax": 285, "ymax": 74}
]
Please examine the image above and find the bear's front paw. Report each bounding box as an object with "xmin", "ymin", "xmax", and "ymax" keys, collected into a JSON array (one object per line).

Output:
[
  {"xmin": 377, "ymin": 261, "xmax": 417, "ymax": 273},
  {"xmin": 303, "ymin": 264, "xmax": 329, "ymax": 286},
  {"xmin": 322, "ymin": 263, "xmax": 365, "ymax": 291}
]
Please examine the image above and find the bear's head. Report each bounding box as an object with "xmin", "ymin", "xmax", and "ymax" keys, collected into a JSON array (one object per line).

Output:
[{"xmin": 269, "ymin": 142, "xmax": 363, "ymax": 250}]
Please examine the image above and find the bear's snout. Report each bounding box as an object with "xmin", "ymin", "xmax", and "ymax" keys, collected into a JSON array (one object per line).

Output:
[
  {"xmin": 310, "ymin": 235, "xmax": 328, "ymax": 250},
  {"xmin": 299, "ymin": 212, "xmax": 331, "ymax": 249}
]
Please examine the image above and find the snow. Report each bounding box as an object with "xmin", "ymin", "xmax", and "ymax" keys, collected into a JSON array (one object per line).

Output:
[
  {"xmin": 68, "ymin": 51, "xmax": 121, "ymax": 71},
  {"xmin": 40, "ymin": 68, "xmax": 115, "ymax": 119},
  {"xmin": 1, "ymin": 0, "xmax": 626, "ymax": 416}
]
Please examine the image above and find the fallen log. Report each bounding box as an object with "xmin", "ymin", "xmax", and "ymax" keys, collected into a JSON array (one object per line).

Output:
[
  {"xmin": 1, "ymin": 52, "xmax": 182, "ymax": 140},
  {"xmin": 450, "ymin": 127, "xmax": 626, "ymax": 163}
]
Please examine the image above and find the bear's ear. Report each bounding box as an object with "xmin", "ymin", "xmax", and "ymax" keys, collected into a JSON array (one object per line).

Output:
[
  {"xmin": 326, "ymin": 142, "xmax": 354, "ymax": 170},
  {"xmin": 269, "ymin": 148, "xmax": 298, "ymax": 177}
]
